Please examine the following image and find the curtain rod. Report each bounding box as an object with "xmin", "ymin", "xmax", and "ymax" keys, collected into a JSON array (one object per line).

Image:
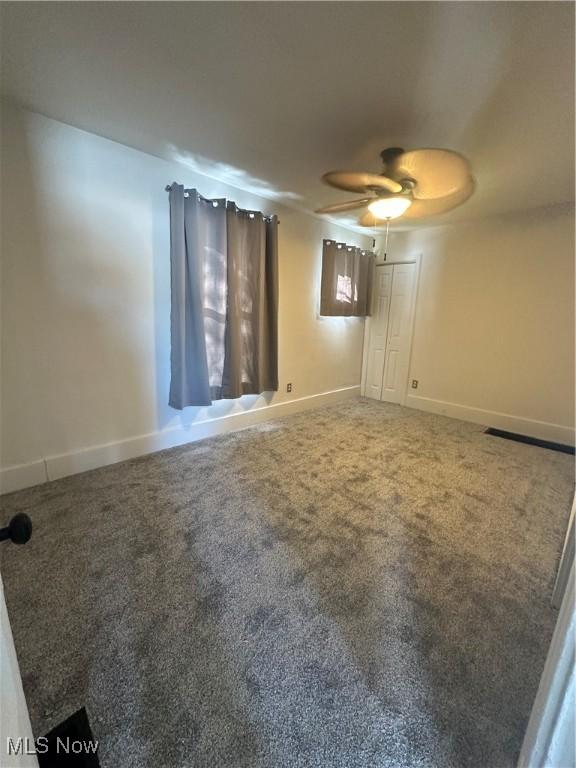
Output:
[
  {"xmin": 323, "ymin": 238, "xmax": 376, "ymax": 257},
  {"xmin": 164, "ymin": 185, "xmax": 279, "ymax": 223}
]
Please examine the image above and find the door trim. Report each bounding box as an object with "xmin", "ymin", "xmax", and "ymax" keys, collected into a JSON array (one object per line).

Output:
[
  {"xmin": 517, "ymin": 557, "xmax": 575, "ymax": 768},
  {"xmin": 552, "ymin": 496, "xmax": 575, "ymax": 609}
]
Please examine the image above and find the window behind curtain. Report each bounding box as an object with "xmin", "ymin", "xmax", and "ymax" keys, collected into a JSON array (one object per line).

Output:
[
  {"xmin": 168, "ymin": 184, "xmax": 279, "ymax": 410},
  {"xmin": 320, "ymin": 239, "xmax": 375, "ymax": 316}
]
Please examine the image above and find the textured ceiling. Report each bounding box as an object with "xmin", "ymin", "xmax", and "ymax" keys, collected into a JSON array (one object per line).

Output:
[{"xmin": 1, "ymin": 2, "xmax": 574, "ymax": 231}]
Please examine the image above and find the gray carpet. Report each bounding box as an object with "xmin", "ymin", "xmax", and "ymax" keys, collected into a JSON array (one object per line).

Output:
[{"xmin": 1, "ymin": 398, "xmax": 573, "ymax": 768}]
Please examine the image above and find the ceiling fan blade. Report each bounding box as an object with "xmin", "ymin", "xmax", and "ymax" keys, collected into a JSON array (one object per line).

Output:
[
  {"xmin": 400, "ymin": 178, "xmax": 475, "ymax": 218},
  {"xmin": 314, "ymin": 198, "xmax": 372, "ymax": 214},
  {"xmin": 322, "ymin": 171, "xmax": 402, "ymax": 194},
  {"xmin": 391, "ymin": 149, "xmax": 473, "ymax": 200}
]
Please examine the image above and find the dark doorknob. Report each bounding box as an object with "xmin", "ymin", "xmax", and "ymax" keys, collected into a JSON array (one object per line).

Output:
[{"xmin": 0, "ymin": 513, "xmax": 33, "ymax": 545}]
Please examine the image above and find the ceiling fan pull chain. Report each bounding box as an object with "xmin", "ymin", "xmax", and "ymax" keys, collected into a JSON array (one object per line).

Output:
[{"xmin": 383, "ymin": 218, "xmax": 390, "ymax": 261}]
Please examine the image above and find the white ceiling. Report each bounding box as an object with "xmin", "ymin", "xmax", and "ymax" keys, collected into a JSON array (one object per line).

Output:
[{"xmin": 1, "ymin": 2, "xmax": 574, "ymax": 231}]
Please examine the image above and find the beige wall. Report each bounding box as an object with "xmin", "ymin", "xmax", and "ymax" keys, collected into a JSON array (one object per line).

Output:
[
  {"xmin": 0, "ymin": 105, "xmax": 371, "ymax": 488},
  {"xmin": 381, "ymin": 205, "xmax": 575, "ymax": 439},
  {"xmin": 3, "ymin": 104, "xmax": 573, "ymax": 491}
]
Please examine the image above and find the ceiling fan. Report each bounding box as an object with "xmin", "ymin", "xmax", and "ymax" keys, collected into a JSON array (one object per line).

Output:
[{"xmin": 315, "ymin": 147, "xmax": 474, "ymax": 225}]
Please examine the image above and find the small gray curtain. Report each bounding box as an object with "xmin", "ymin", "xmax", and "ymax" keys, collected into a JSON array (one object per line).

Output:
[
  {"xmin": 320, "ymin": 239, "xmax": 375, "ymax": 316},
  {"xmin": 168, "ymin": 184, "xmax": 278, "ymax": 409}
]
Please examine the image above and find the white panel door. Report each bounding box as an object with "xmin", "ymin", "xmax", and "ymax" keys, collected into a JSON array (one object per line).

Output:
[
  {"xmin": 364, "ymin": 265, "xmax": 393, "ymax": 400},
  {"xmin": 381, "ymin": 263, "xmax": 416, "ymax": 404}
]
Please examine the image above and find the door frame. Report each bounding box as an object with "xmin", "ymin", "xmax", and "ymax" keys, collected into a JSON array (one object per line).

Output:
[
  {"xmin": 0, "ymin": 574, "xmax": 39, "ymax": 767},
  {"xmin": 551, "ymin": 496, "xmax": 575, "ymax": 609},
  {"xmin": 361, "ymin": 254, "xmax": 422, "ymax": 405},
  {"xmin": 517, "ymin": 555, "xmax": 575, "ymax": 768},
  {"xmin": 518, "ymin": 495, "xmax": 576, "ymax": 767}
]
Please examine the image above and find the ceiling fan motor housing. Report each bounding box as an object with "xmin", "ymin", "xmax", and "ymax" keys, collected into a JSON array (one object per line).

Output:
[{"xmin": 373, "ymin": 178, "xmax": 416, "ymax": 198}]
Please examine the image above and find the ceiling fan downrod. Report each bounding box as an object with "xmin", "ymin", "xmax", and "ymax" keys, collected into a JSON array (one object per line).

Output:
[{"xmin": 380, "ymin": 147, "xmax": 405, "ymax": 166}]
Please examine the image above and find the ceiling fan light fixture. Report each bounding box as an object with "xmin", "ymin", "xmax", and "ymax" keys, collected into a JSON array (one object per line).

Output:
[{"xmin": 368, "ymin": 196, "xmax": 412, "ymax": 220}]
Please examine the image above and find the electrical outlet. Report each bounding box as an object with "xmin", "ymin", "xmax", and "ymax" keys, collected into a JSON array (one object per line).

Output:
[
  {"xmin": 286, "ymin": 383, "xmax": 292, "ymax": 393},
  {"xmin": 411, "ymin": 379, "xmax": 419, "ymax": 389}
]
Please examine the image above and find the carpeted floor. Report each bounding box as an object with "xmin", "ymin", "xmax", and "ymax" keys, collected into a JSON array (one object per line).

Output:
[{"xmin": 1, "ymin": 399, "xmax": 573, "ymax": 768}]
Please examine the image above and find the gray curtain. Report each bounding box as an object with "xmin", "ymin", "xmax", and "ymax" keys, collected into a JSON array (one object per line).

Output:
[
  {"xmin": 320, "ymin": 239, "xmax": 375, "ymax": 316},
  {"xmin": 168, "ymin": 184, "xmax": 278, "ymax": 409}
]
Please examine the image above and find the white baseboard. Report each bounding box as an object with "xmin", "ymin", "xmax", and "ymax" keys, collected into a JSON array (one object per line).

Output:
[
  {"xmin": 0, "ymin": 386, "xmax": 360, "ymax": 495},
  {"xmin": 0, "ymin": 460, "xmax": 48, "ymax": 495},
  {"xmin": 405, "ymin": 394, "xmax": 575, "ymax": 446}
]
